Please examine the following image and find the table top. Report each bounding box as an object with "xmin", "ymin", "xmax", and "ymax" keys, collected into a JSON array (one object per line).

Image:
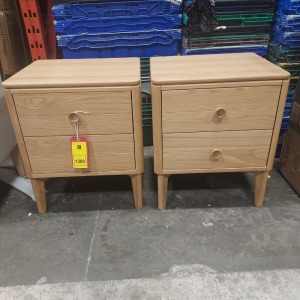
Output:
[
  {"xmin": 2, "ymin": 58, "xmax": 141, "ymax": 89},
  {"xmin": 150, "ymin": 53, "xmax": 290, "ymax": 85}
]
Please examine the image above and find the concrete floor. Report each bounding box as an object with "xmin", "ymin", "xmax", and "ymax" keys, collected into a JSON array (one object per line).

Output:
[{"xmin": 0, "ymin": 148, "xmax": 300, "ymax": 299}]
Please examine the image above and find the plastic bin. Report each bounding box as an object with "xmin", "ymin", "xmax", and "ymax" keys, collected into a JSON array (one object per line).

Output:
[
  {"xmin": 289, "ymin": 78, "xmax": 299, "ymax": 91},
  {"xmin": 52, "ymin": 1, "xmax": 182, "ymax": 20},
  {"xmin": 182, "ymin": 45, "xmax": 268, "ymax": 56},
  {"xmin": 286, "ymin": 91, "xmax": 294, "ymax": 108},
  {"xmin": 271, "ymin": 32, "xmax": 300, "ymax": 51},
  {"xmin": 268, "ymin": 43, "xmax": 300, "ymax": 63},
  {"xmin": 274, "ymin": 31, "xmax": 300, "ymax": 45},
  {"xmin": 55, "ymin": 14, "xmax": 182, "ymax": 34},
  {"xmin": 215, "ymin": 0, "xmax": 276, "ymax": 14},
  {"xmin": 283, "ymin": 108, "xmax": 291, "ymax": 118},
  {"xmin": 274, "ymin": 41, "xmax": 300, "ymax": 51},
  {"xmin": 183, "ymin": 34, "xmax": 269, "ymax": 48},
  {"xmin": 278, "ymin": 0, "xmax": 300, "ymax": 14},
  {"xmin": 58, "ymin": 30, "xmax": 181, "ymax": 58},
  {"xmin": 217, "ymin": 13, "xmax": 274, "ymax": 25},
  {"xmin": 281, "ymin": 118, "xmax": 290, "ymax": 132},
  {"xmin": 282, "ymin": 64, "xmax": 300, "ymax": 79},
  {"xmin": 276, "ymin": 14, "xmax": 300, "ymax": 32},
  {"xmin": 185, "ymin": 24, "xmax": 272, "ymax": 37},
  {"xmin": 141, "ymin": 57, "xmax": 150, "ymax": 82}
]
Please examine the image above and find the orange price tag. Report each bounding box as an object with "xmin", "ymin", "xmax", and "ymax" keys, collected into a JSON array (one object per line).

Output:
[{"xmin": 70, "ymin": 136, "xmax": 88, "ymax": 169}]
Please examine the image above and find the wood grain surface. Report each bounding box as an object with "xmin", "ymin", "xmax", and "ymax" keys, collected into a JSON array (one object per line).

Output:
[
  {"xmin": 151, "ymin": 53, "xmax": 290, "ymax": 85},
  {"xmin": 163, "ymin": 130, "xmax": 272, "ymax": 171},
  {"xmin": 14, "ymin": 91, "xmax": 133, "ymax": 136},
  {"xmin": 162, "ymin": 85, "xmax": 281, "ymax": 133},
  {"xmin": 25, "ymin": 134, "xmax": 135, "ymax": 175},
  {"xmin": 2, "ymin": 58, "xmax": 141, "ymax": 88}
]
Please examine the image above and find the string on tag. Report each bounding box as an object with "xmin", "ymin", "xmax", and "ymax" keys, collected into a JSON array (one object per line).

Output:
[
  {"xmin": 73, "ymin": 122, "xmax": 79, "ymax": 141},
  {"xmin": 74, "ymin": 111, "xmax": 90, "ymax": 115}
]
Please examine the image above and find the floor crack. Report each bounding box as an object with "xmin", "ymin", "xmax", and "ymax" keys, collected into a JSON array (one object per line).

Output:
[{"xmin": 84, "ymin": 194, "xmax": 102, "ymax": 281}]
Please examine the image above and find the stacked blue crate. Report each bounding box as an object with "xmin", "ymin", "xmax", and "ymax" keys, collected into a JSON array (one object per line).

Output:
[
  {"xmin": 52, "ymin": 0, "xmax": 182, "ymax": 59},
  {"xmin": 182, "ymin": 0, "xmax": 276, "ymax": 56},
  {"xmin": 267, "ymin": 0, "xmax": 300, "ymax": 136},
  {"xmin": 52, "ymin": 0, "xmax": 182, "ymax": 147}
]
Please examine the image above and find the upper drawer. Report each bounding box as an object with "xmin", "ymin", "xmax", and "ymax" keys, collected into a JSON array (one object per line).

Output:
[
  {"xmin": 13, "ymin": 91, "xmax": 133, "ymax": 136},
  {"xmin": 162, "ymin": 85, "xmax": 281, "ymax": 133}
]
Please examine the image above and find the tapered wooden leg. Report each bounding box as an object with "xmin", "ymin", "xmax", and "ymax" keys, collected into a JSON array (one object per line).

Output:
[
  {"xmin": 130, "ymin": 174, "xmax": 143, "ymax": 209},
  {"xmin": 31, "ymin": 178, "xmax": 47, "ymax": 213},
  {"xmin": 254, "ymin": 171, "xmax": 269, "ymax": 207},
  {"xmin": 158, "ymin": 175, "xmax": 169, "ymax": 210}
]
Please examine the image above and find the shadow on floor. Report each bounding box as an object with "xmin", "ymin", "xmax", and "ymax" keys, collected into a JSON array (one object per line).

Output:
[
  {"xmin": 44, "ymin": 170, "xmax": 254, "ymax": 213},
  {"xmin": 166, "ymin": 172, "xmax": 254, "ymax": 209}
]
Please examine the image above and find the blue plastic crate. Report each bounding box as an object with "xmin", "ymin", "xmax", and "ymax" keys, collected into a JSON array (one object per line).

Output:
[
  {"xmin": 286, "ymin": 91, "xmax": 295, "ymax": 106},
  {"xmin": 182, "ymin": 45, "xmax": 268, "ymax": 57},
  {"xmin": 283, "ymin": 108, "xmax": 291, "ymax": 118},
  {"xmin": 52, "ymin": 1, "xmax": 182, "ymax": 20},
  {"xmin": 55, "ymin": 14, "xmax": 182, "ymax": 34},
  {"xmin": 58, "ymin": 30, "xmax": 181, "ymax": 58},
  {"xmin": 278, "ymin": 0, "xmax": 300, "ymax": 14},
  {"xmin": 276, "ymin": 14, "xmax": 300, "ymax": 31},
  {"xmin": 274, "ymin": 30, "xmax": 300, "ymax": 44},
  {"xmin": 281, "ymin": 117, "xmax": 290, "ymax": 132},
  {"xmin": 271, "ymin": 31, "xmax": 300, "ymax": 50}
]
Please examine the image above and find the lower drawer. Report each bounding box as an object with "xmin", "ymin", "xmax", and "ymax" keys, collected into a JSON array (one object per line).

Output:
[
  {"xmin": 25, "ymin": 134, "xmax": 135, "ymax": 175},
  {"xmin": 163, "ymin": 130, "xmax": 272, "ymax": 171}
]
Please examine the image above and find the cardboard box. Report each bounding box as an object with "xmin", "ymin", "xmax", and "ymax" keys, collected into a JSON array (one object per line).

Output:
[
  {"xmin": 0, "ymin": 1, "xmax": 29, "ymax": 77},
  {"xmin": 0, "ymin": 0, "xmax": 15, "ymax": 12},
  {"xmin": 280, "ymin": 79, "xmax": 300, "ymax": 194}
]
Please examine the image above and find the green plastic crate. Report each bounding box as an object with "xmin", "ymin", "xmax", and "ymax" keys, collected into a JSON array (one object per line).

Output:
[
  {"xmin": 184, "ymin": 34, "xmax": 270, "ymax": 48},
  {"xmin": 217, "ymin": 13, "xmax": 274, "ymax": 25},
  {"xmin": 268, "ymin": 43, "xmax": 300, "ymax": 64},
  {"xmin": 282, "ymin": 64, "xmax": 300, "ymax": 79}
]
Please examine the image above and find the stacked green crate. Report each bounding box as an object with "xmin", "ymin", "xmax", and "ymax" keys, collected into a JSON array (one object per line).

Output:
[{"xmin": 182, "ymin": 0, "xmax": 276, "ymax": 56}]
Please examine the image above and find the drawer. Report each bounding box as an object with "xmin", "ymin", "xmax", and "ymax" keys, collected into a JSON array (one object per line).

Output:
[
  {"xmin": 24, "ymin": 134, "xmax": 135, "ymax": 174},
  {"xmin": 162, "ymin": 86, "xmax": 281, "ymax": 133},
  {"xmin": 14, "ymin": 91, "xmax": 133, "ymax": 136},
  {"xmin": 163, "ymin": 130, "xmax": 272, "ymax": 171}
]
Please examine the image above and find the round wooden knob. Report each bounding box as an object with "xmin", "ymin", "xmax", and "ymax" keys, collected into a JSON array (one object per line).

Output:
[
  {"xmin": 215, "ymin": 108, "xmax": 226, "ymax": 119},
  {"xmin": 212, "ymin": 149, "xmax": 222, "ymax": 160},
  {"xmin": 68, "ymin": 112, "xmax": 80, "ymax": 123}
]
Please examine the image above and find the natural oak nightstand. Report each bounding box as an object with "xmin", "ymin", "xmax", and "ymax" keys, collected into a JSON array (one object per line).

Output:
[
  {"xmin": 3, "ymin": 58, "xmax": 144, "ymax": 213},
  {"xmin": 150, "ymin": 53, "xmax": 290, "ymax": 209}
]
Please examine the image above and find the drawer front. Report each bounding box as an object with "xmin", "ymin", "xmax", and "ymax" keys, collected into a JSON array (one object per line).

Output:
[
  {"xmin": 14, "ymin": 91, "xmax": 133, "ymax": 136},
  {"xmin": 163, "ymin": 130, "xmax": 272, "ymax": 171},
  {"xmin": 25, "ymin": 134, "xmax": 135, "ymax": 174},
  {"xmin": 162, "ymin": 86, "xmax": 281, "ymax": 133}
]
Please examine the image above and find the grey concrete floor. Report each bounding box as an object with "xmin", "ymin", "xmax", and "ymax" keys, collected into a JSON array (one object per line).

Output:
[{"xmin": 0, "ymin": 147, "xmax": 300, "ymax": 299}]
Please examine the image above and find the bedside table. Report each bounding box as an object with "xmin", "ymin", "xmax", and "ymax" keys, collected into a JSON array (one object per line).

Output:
[
  {"xmin": 150, "ymin": 53, "xmax": 290, "ymax": 209},
  {"xmin": 3, "ymin": 58, "xmax": 144, "ymax": 213}
]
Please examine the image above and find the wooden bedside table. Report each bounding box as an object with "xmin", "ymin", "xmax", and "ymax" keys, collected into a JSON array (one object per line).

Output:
[
  {"xmin": 150, "ymin": 53, "xmax": 290, "ymax": 209},
  {"xmin": 3, "ymin": 58, "xmax": 144, "ymax": 213}
]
